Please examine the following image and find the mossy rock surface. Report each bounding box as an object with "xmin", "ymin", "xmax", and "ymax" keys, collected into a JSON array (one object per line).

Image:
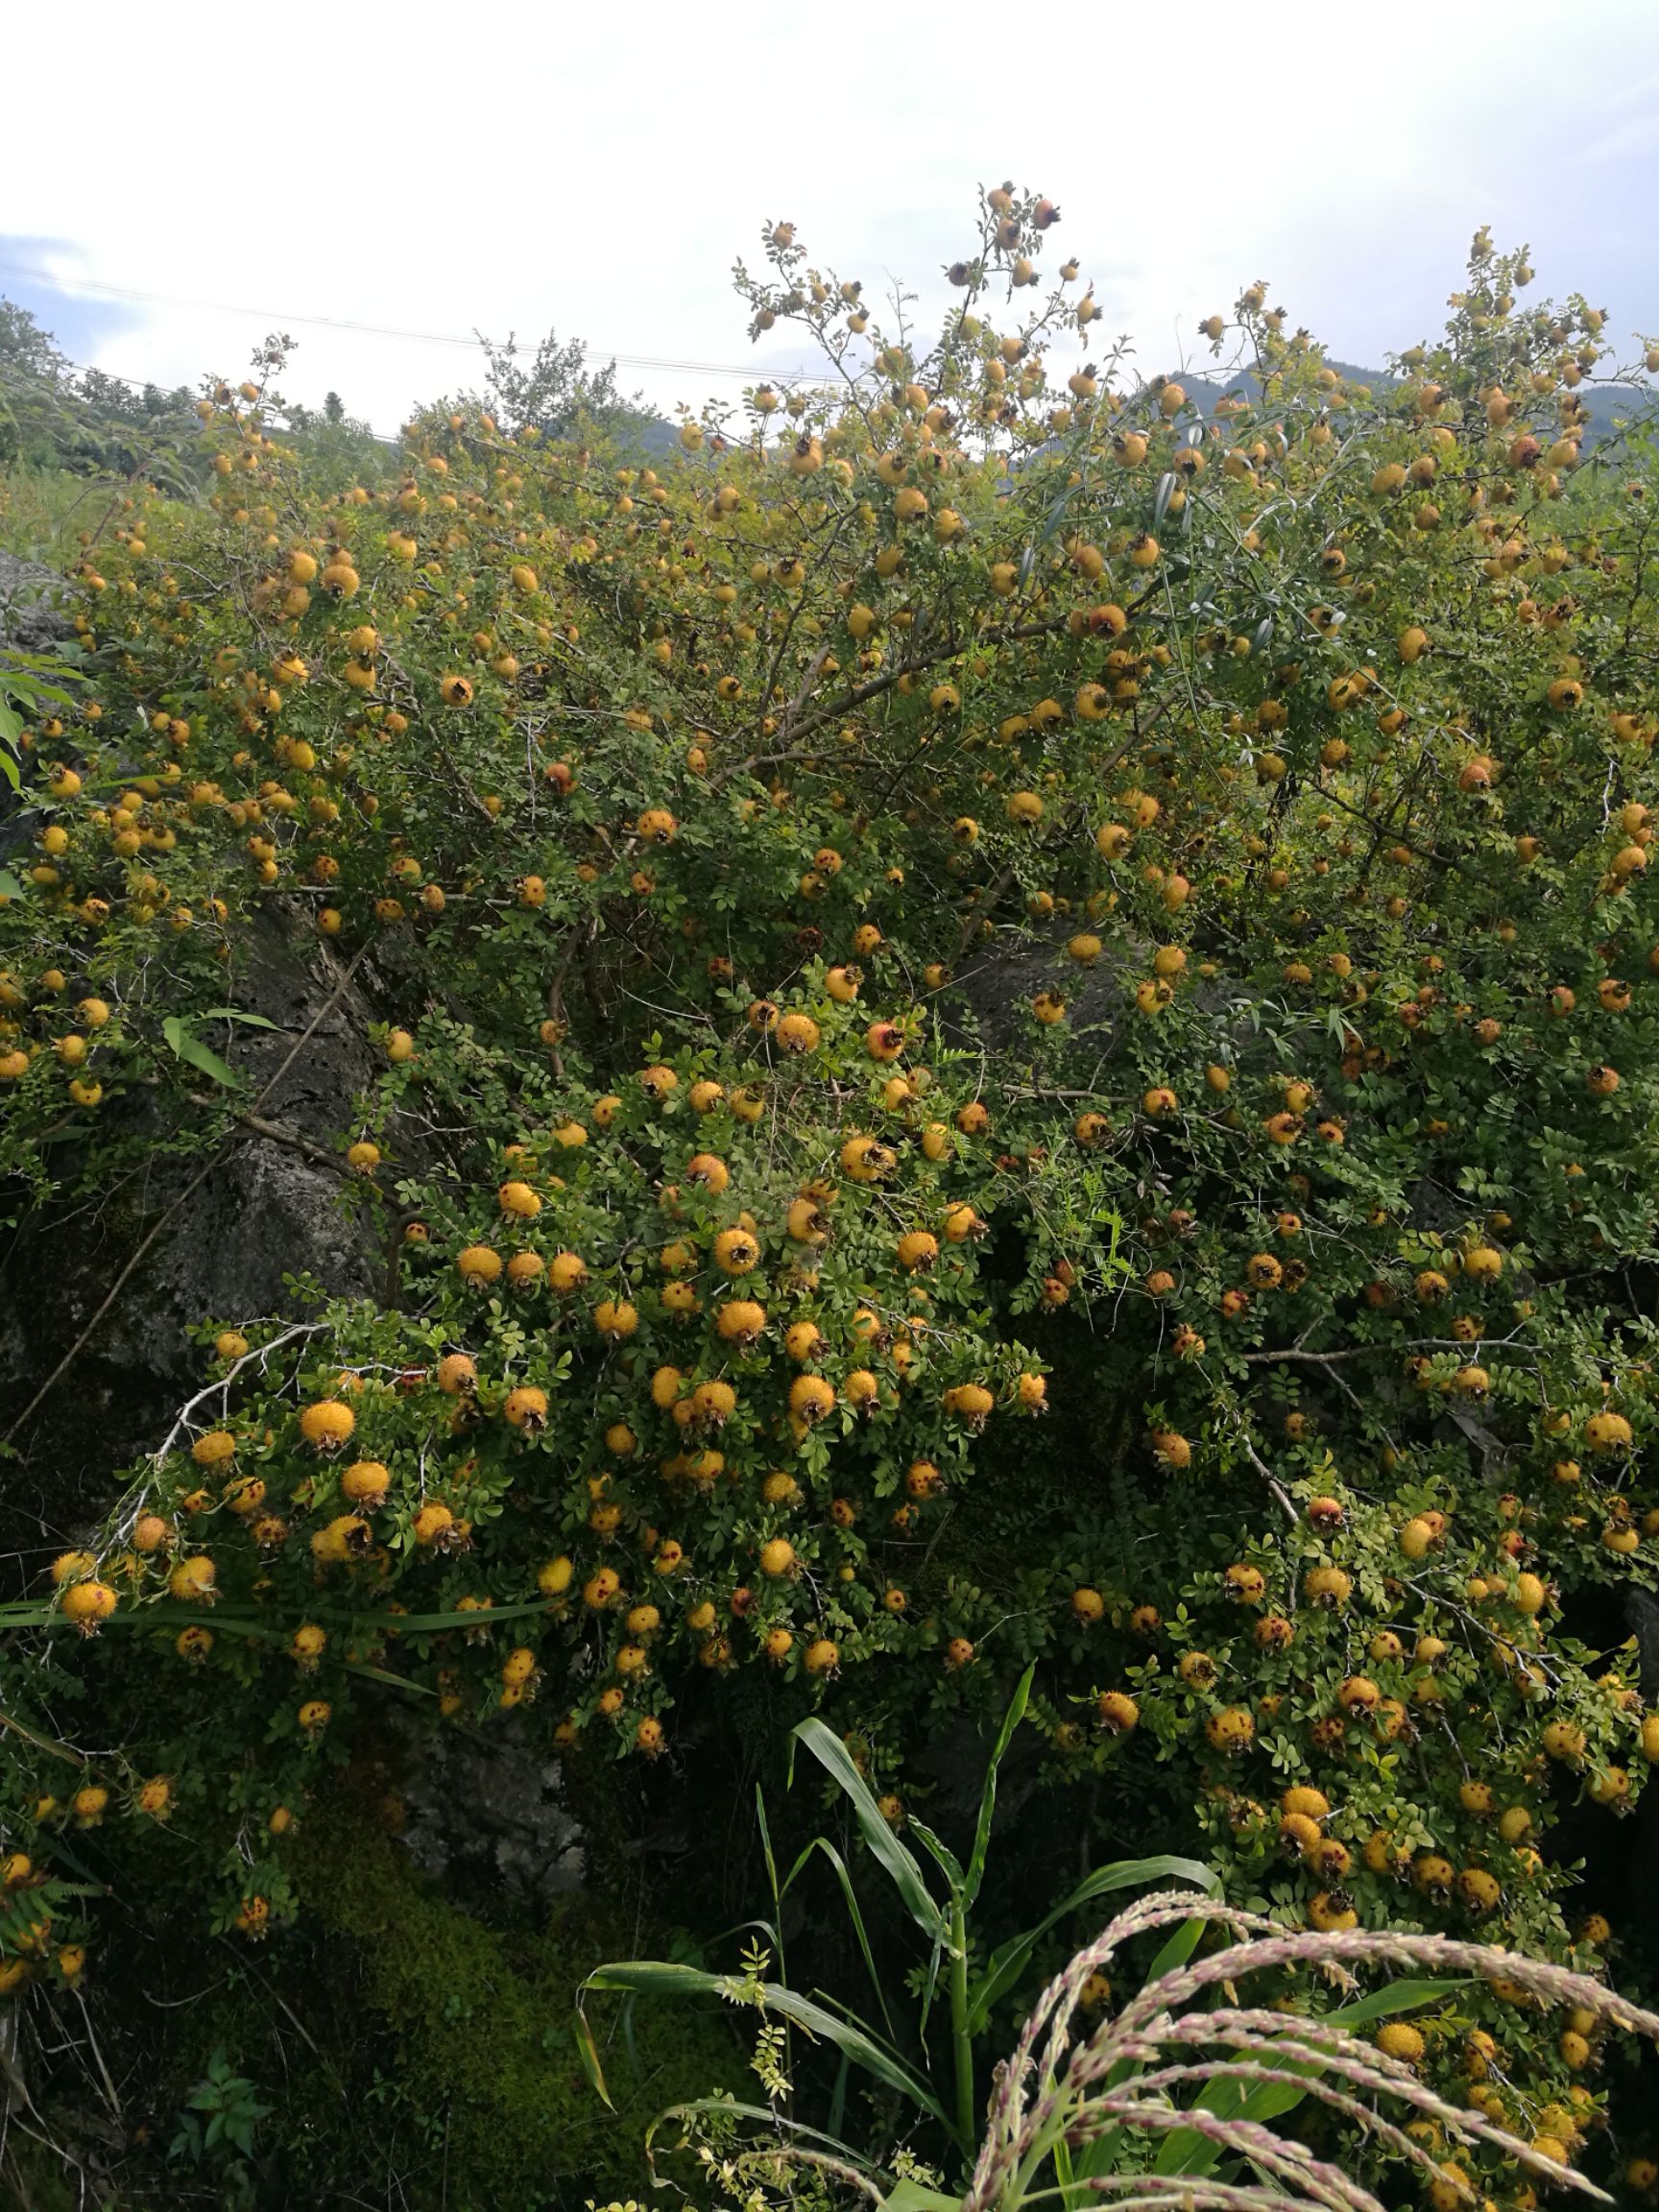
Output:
[{"xmin": 287, "ymin": 1786, "xmax": 742, "ymax": 2208}]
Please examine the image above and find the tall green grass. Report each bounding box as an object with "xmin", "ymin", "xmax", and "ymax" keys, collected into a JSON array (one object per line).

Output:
[{"xmin": 0, "ymin": 462, "xmax": 126, "ymax": 567}]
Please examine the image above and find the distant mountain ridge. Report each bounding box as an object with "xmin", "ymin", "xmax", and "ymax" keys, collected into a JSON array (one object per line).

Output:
[
  {"xmin": 1165, "ymin": 360, "xmax": 1653, "ymax": 447},
  {"xmin": 612, "ymin": 358, "xmax": 1653, "ymax": 463}
]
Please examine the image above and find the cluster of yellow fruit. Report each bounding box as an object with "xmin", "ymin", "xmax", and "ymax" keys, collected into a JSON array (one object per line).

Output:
[
  {"xmin": 73, "ymin": 1026, "xmax": 1064, "ymax": 1781},
  {"xmin": 5, "ymin": 186, "xmax": 1659, "ymax": 2188}
]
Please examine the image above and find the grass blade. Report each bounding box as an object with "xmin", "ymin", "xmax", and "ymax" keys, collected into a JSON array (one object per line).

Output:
[
  {"xmin": 963, "ymin": 1661, "xmax": 1034, "ymax": 1911},
  {"xmin": 788, "ymin": 1835, "xmax": 897, "ymax": 2040}
]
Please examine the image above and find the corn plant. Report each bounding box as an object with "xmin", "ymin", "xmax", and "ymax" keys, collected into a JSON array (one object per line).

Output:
[
  {"xmin": 629, "ymin": 1889, "xmax": 1659, "ymax": 2212},
  {"xmin": 582, "ymin": 1666, "xmax": 1216, "ymax": 2167}
]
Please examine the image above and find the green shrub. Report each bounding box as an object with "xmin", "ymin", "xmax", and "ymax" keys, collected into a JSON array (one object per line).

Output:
[{"xmin": 3, "ymin": 187, "xmax": 1659, "ymax": 2195}]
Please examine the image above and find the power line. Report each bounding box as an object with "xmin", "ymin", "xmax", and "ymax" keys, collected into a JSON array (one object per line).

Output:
[
  {"xmin": 27, "ymin": 350, "xmax": 402, "ymax": 445},
  {"xmin": 0, "ymin": 259, "xmax": 815, "ymax": 384},
  {"xmin": 13, "ymin": 342, "xmax": 841, "ymax": 455}
]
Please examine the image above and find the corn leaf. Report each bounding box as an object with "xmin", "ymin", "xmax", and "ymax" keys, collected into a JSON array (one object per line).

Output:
[
  {"xmin": 572, "ymin": 2006, "xmax": 611, "ymax": 2106},
  {"xmin": 881, "ymin": 2181, "xmax": 962, "ymax": 2212},
  {"xmin": 791, "ymin": 1716, "xmax": 946, "ymax": 1942},
  {"xmin": 963, "ymin": 1661, "xmax": 1035, "ymax": 1910},
  {"xmin": 581, "ymin": 1959, "xmax": 953, "ymax": 2131},
  {"xmin": 1062, "ymin": 1913, "xmax": 1213, "ymax": 2186},
  {"xmin": 782, "ymin": 1833, "xmax": 897, "ymax": 2039},
  {"xmin": 646, "ymin": 2095, "xmax": 873, "ymax": 2172},
  {"xmin": 967, "ymin": 1856, "xmax": 1216, "ymax": 2038},
  {"xmin": 1149, "ymin": 1977, "xmax": 1466, "ymax": 2177}
]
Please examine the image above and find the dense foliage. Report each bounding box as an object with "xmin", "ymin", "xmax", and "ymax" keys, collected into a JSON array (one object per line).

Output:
[
  {"xmin": 0, "ymin": 297, "xmax": 204, "ymax": 493},
  {"xmin": 4, "ymin": 189, "xmax": 1659, "ymax": 2204}
]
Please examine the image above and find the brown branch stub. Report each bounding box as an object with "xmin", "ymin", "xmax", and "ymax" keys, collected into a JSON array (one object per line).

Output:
[
  {"xmin": 183, "ymin": 1098, "xmax": 349, "ymax": 1175},
  {"xmin": 1237, "ymin": 1431, "xmax": 1300, "ymax": 1528}
]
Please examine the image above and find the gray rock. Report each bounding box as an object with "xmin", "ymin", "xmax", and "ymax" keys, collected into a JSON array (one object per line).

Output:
[
  {"xmin": 1, "ymin": 550, "xmax": 76, "ymax": 863},
  {"xmin": 395, "ymin": 1711, "xmax": 587, "ymax": 1907},
  {"xmin": 0, "ymin": 549, "xmax": 73, "ymax": 650},
  {"xmin": 0, "ymin": 903, "xmax": 384, "ymax": 1568},
  {"xmin": 952, "ymin": 926, "xmax": 1133, "ymax": 1056},
  {"xmin": 950, "ymin": 918, "xmax": 1268, "ymax": 1070}
]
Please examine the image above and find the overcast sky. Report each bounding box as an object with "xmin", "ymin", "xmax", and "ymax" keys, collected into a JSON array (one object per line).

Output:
[{"xmin": 7, "ymin": 1, "xmax": 1659, "ymax": 436}]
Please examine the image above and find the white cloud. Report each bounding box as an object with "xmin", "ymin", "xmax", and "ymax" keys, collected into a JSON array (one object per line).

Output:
[{"xmin": 6, "ymin": 0, "xmax": 1658, "ymax": 432}]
